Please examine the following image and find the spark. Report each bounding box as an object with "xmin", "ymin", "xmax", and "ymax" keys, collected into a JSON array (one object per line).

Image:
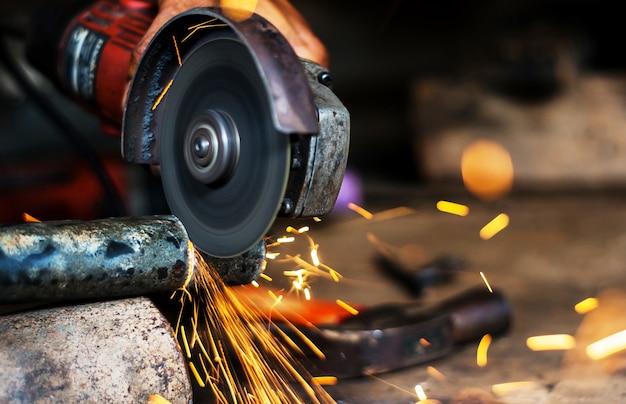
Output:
[
  {"xmin": 182, "ymin": 19, "xmax": 228, "ymax": 43},
  {"xmin": 329, "ymin": 269, "xmax": 341, "ymax": 282},
  {"xmin": 304, "ymin": 288, "xmax": 311, "ymax": 301},
  {"xmin": 171, "ymin": 249, "xmax": 333, "ymax": 403},
  {"xmin": 311, "ymin": 248, "xmax": 320, "ymax": 266},
  {"xmin": 189, "ymin": 361, "xmax": 206, "ymax": 388},
  {"xmin": 313, "ymin": 217, "xmax": 322, "ymax": 222},
  {"xmin": 347, "ymin": 202, "xmax": 374, "ymax": 220},
  {"xmin": 575, "ymin": 297, "xmax": 599, "ymax": 314},
  {"xmin": 436, "ymin": 200, "xmax": 470, "ymax": 217},
  {"xmin": 266, "ymin": 252, "xmax": 280, "ymax": 260},
  {"xmin": 479, "ymin": 213, "xmax": 509, "ymax": 240},
  {"xmin": 312, "ymin": 376, "xmax": 337, "ymax": 386},
  {"xmin": 420, "ymin": 338, "xmax": 431, "ymax": 347},
  {"xmin": 426, "ymin": 366, "xmax": 447, "ymax": 381},
  {"xmin": 286, "ymin": 225, "xmax": 309, "ymax": 234},
  {"xmin": 172, "ymin": 35, "xmax": 181, "ymax": 66},
  {"xmin": 336, "ymin": 299, "xmax": 359, "ymax": 316},
  {"xmin": 586, "ymin": 329, "xmax": 626, "ymax": 360},
  {"xmin": 492, "ymin": 381, "xmax": 541, "ymax": 396},
  {"xmin": 526, "ymin": 334, "xmax": 576, "ymax": 351},
  {"xmin": 415, "ymin": 384, "xmax": 428, "ymax": 401},
  {"xmin": 148, "ymin": 394, "xmax": 172, "ymax": 404},
  {"xmin": 476, "ymin": 334, "xmax": 492, "ymax": 367},
  {"xmin": 180, "ymin": 324, "xmax": 192, "ymax": 358},
  {"xmin": 292, "ymin": 280, "xmax": 303, "ymax": 290},
  {"xmin": 22, "ymin": 212, "xmax": 40, "ymax": 222},
  {"xmin": 298, "ymin": 226, "xmax": 310, "ymax": 233},
  {"xmin": 250, "ymin": 280, "xmax": 260, "ymax": 288},
  {"xmin": 151, "ymin": 79, "xmax": 173, "ymax": 111},
  {"xmin": 259, "ymin": 273, "xmax": 272, "ymax": 282},
  {"xmin": 479, "ymin": 272, "xmax": 493, "ymax": 293},
  {"xmin": 277, "ymin": 236, "xmax": 296, "ymax": 243}
]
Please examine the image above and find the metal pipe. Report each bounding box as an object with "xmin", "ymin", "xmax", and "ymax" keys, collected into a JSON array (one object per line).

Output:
[
  {"xmin": 0, "ymin": 297, "xmax": 192, "ymax": 403},
  {"xmin": 0, "ymin": 215, "xmax": 193, "ymax": 303}
]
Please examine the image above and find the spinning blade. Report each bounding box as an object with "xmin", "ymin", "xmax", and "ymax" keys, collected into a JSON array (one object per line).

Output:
[{"xmin": 159, "ymin": 37, "xmax": 290, "ymax": 258}]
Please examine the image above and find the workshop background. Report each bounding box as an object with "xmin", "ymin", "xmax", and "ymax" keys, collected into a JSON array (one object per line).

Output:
[{"xmin": 3, "ymin": 0, "xmax": 626, "ymax": 403}]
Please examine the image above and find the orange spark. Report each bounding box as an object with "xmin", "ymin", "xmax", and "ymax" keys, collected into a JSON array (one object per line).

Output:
[
  {"xmin": 347, "ymin": 202, "xmax": 374, "ymax": 219},
  {"xmin": 22, "ymin": 213, "xmax": 40, "ymax": 222},
  {"xmin": 420, "ymin": 338, "xmax": 431, "ymax": 347},
  {"xmin": 526, "ymin": 334, "xmax": 576, "ymax": 351},
  {"xmin": 310, "ymin": 248, "xmax": 320, "ymax": 266},
  {"xmin": 436, "ymin": 200, "xmax": 469, "ymax": 217},
  {"xmin": 312, "ymin": 376, "xmax": 337, "ymax": 386},
  {"xmin": 461, "ymin": 139, "xmax": 514, "ymax": 201},
  {"xmin": 188, "ymin": 361, "xmax": 206, "ymax": 388},
  {"xmin": 172, "ymin": 35, "xmax": 182, "ymax": 66},
  {"xmin": 575, "ymin": 297, "xmax": 599, "ymax": 314},
  {"xmin": 426, "ymin": 366, "xmax": 447, "ymax": 381},
  {"xmin": 415, "ymin": 384, "xmax": 428, "ymax": 401},
  {"xmin": 148, "ymin": 394, "xmax": 172, "ymax": 404},
  {"xmin": 151, "ymin": 79, "xmax": 173, "ymax": 111},
  {"xmin": 479, "ymin": 213, "xmax": 509, "ymax": 240},
  {"xmin": 492, "ymin": 381, "xmax": 541, "ymax": 396},
  {"xmin": 586, "ymin": 329, "xmax": 626, "ymax": 360},
  {"xmin": 476, "ymin": 334, "xmax": 492, "ymax": 367},
  {"xmin": 479, "ymin": 271, "xmax": 493, "ymax": 293},
  {"xmin": 259, "ymin": 273, "xmax": 272, "ymax": 282},
  {"xmin": 336, "ymin": 299, "xmax": 359, "ymax": 316}
]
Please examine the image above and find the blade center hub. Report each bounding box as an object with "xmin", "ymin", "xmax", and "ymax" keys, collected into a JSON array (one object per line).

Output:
[{"xmin": 184, "ymin": 110, "xmax": 241, "ymax": 185}]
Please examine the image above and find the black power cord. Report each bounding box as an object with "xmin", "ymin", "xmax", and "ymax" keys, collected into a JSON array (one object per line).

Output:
[{"xmin": 0, "ymin": 35, "xmax": 127, "ymax": 217}]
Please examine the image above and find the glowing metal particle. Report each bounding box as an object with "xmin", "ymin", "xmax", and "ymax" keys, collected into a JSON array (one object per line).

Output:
[
  {"xmin": 575, "ymin": 297, "xmax": 599, "ymax": 314},
  {"xmin": 151, "ymin": 79, "xmax": 173, "ymax": 111},
  {"xmin": 259, "ymin": 273, "xmax": 272, "ymax": 282},
  {"xmin": 476, "ymin": 334, "xmax": 492, "ymax": 367},
  {"xmin": 22, "ymin": 213, "xmax": 40, "ymax": 222},
  {"xmin": 266, "ymin": 252, "xmax": 280, "ymax": 260},
  {"xmin": 189, "ymin": 361, "xmax": 206, "ymax": 388},
  {"xmin": 304, "ymin": 288, "xmax": 311, "ymax": 301},
  {"xmin": 347, "ymin": 202, "xmax": 374, "ymax": 220},
  {"xmin": 480, "ymin": 272, "xmax": 493, "ymax": 293},
  {"xmin": 313, "ymin": 217, "xmax": 322, "ymax": 222},
  {"xmin": 420, "ymin": 338, "xmax": 431, "ymax": 347},
  {"xmin": 415, "ymin": 384, "xmax": 428, "ymax": 401},
  {"xmin": 479, "ymin": 213, "xmax": 509, "ymax": 240},
  {"xmin": 180, "ymin": 325, "xmax": 192, "ymax": 359},
  {"xmin": 526, "ymin": 334, "xmax": 576, "ymax": 351},
  {"xmin": 336, "ymin": 299, "xmax": 359, "ymax": 316},
  {"xmin": 586, "ymin": 329, "xmax": 626, "ymax": 360},
  {"xmin": 277, "ymin": 236, "xmax": 295, "ymax": 243},
  {"xmin": 148, "ymin": 394, "xmax": 172, "ymax": 404},
  {"xmin": 329, "ymin": 269, "xmax": 341, "ymax": 282},
  {"xmin": 251, "ymin": 280, "xmax": 260, "ymax": 287},
  {"xmin": 312, "ymin": 376, "xmax": 338, "ymax": 386},
  {"xmin": 311, "ymin": 248, "xmax": 320, "ymax": 266},
  {"xmin": 298, "ymin": 226, "xmax": 310, "ymax": 233},
  {"xmin": 426, "ymin": 366, "xmax": 447, "ymax": 381},
  {"xmin": 172, "ymin": 35, "xmax": 182, "ymax": 66},
  {"xmin": 292, "ymin": 280, "xmax": 303, "ymax": 290},
  {"xmin": 492, "ymin": 381, "xmax": 541, "ymax": 396},
  {"xmin": 436, "ymin": 200, "xmax": 469, "ymax": 217}
]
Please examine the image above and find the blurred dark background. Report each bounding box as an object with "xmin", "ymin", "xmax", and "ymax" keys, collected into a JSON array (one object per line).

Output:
[{"xmin": 2, "ymin": 0, "xmax": 626, "ymax": 221}]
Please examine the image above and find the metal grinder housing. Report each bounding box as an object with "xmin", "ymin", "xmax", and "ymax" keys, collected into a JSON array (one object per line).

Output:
[{"xmin": 26, "ymin": 0, "xmax": 350, "ymax": 262}]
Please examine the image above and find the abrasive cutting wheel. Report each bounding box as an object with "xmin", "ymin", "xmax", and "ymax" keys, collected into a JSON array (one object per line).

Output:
[{"xmin": 159, "ymin": 37, "xmax": 290, "ymax": 258}]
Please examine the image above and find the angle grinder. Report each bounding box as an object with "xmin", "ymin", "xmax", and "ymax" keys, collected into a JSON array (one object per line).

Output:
[{"xmin": 26, "ymin": 1, "xmax": 349, "ymax": 263}]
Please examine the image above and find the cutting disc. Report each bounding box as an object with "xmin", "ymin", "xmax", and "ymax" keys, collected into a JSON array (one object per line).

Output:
[{"xmin": 159, "ymin": 37, "xmax": 290, "ymax": 258}]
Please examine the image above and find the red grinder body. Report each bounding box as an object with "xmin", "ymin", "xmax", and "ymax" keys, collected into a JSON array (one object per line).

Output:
[{"xmin": 39, "ymin": 0, "xmax": 157, "ymax": 136}]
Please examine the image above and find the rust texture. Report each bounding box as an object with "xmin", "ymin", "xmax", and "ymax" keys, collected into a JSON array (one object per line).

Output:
[{"xmin": 0, "ymin": 215, "xmax": 192, "ymax": 303}]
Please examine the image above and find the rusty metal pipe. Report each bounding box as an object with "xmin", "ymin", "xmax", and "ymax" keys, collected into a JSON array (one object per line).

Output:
[{"xmin": 0, "ymin": 215, "xmax": 193, "ymax": 303}]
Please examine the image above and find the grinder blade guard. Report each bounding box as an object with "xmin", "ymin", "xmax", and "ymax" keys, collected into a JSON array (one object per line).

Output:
[
  {"xmin": 124, "ymin": 8, "xmax": 349, "ymax": 260},
  {"xmin": 27, "ymin": 3, "xmax": 349, "ymax": 267}
]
